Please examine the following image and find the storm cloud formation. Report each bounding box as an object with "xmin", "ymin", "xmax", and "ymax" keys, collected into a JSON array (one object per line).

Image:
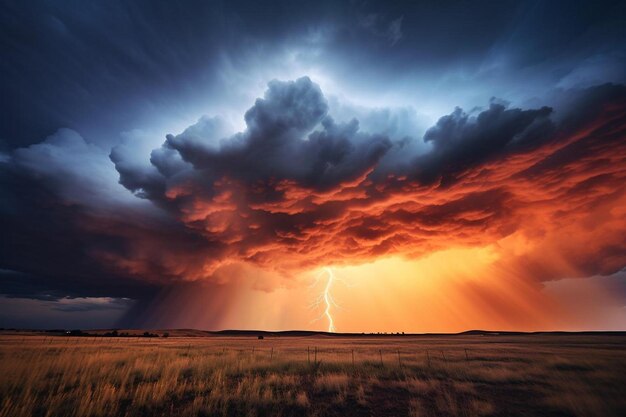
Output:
[
  {"xmin": 2, "ymin": 78, "xmax": 625, "ymax": 307},
  {"xmin": 104, "ymin": 79, "xmax": 626, "ymax": 284},
  {"xmin": 114, "ymin": 77, "xmax": 393, "ymax": 199},
  {"xmin": 1, "ymin": 1, "xmax": 626, "ymax": 329},
  {"xmin": 416, "ymin": 102, "xmax": 554, "ymax": 185}
]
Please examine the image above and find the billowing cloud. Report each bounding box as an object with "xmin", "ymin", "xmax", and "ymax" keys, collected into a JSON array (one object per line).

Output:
[
  {"xmin": 104, "ymin": 79, "xmax": 626, "ymax": 286},
  {"xmin": 415, "ymin": 101, "xmax": 554, "ymax": 185},
  {"xmin": 122, "ymin": 77, "xmax": 394, "ymax": 192},
  {"xmin": 0, "ymin": 129, "xmax": 215, "ymax": 301}
]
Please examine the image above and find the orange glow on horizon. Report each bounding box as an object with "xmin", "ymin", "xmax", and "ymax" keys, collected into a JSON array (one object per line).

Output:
[{"xmin": 132, "ymin": 244, "xmax": 625, "ymax": 332}]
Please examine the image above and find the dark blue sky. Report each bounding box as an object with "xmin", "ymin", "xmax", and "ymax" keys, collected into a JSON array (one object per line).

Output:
[
  {"xmin": 1, "ymin": 0, "xmax": 625, "ymax": 330},
  {"xmin": 2, "ymin": 0, "xmax": 624, "ymax": 150}
]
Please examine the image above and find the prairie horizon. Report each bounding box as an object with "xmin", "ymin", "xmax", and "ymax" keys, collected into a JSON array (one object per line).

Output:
[{"xmin": 4, "ymin": 328, "xmax": 626, "ymax": 337}]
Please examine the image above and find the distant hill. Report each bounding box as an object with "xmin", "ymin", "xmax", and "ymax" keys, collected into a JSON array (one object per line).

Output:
[
  {"xmin": 209, "ymin": 329, "xmax": 626, "ymax": 337},
  {"xmin": 2, "ymin": 328, "xmax": 625, "ymax": 337}
]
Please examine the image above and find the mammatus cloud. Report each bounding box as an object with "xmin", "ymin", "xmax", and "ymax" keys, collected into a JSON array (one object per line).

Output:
[{"xmin": 105, "ymin": 78, "xmax": 626, "ymax": 285}]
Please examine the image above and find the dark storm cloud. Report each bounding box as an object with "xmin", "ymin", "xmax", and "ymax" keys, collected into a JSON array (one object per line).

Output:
[
  {"xmin": 48, "ymin": 297, "xmax": 133, "ymax": 313},
  {"xmin": 118, "ymin": 78, "xmax": 618, "ymax": 207},
  {"xmin": 547, "ymin": 83, "xmax": 626, "ymax": 131},
  {"xmin": 0, "ymin": 161, "xmax": 158, "ymax": 301},
  {"xmin": 107, "ymin": 79, "xmax": 626, "ymax": 278},
  {"xmin": 166, "ymin": 77, "xmax": 393, "ymax": 189},
  {"xmin": 410, "ymin": 83, "xmax": 626, "ymax": 188},
  {"xmin": 113, "ymin": 77, "xmax": 394, "ymax": 204},
  {"xmin": 2, "ymin": 75, "xmax": 625, "ymax": 310},
  {"xmin": 414, "ymin": 102, "xmax": 554, "ymax": 185},
  {"xmin": 0, "ymin": 129, "xmax": 218, "ymax": 302}
]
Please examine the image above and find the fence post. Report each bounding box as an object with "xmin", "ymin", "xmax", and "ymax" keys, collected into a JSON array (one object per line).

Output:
[
  {"xmin": 397, "ymin": 350, "xmax": 402, "ymax": 367},
  {"xmin": 426, "ymin": 350, "xmax": 431, "ymax": 367},
  {"xmin": 464, "ymin": 348, "xmax": 469, "ymax": 361}
]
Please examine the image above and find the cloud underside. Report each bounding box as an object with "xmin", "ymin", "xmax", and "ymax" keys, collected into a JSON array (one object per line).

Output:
[{"xmin": 2, "ymin": 79, "xmax": 626, "ymax": 300}]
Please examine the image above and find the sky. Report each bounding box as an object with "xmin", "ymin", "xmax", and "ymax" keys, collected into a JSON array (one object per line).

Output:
[{"xmin": 1, "ymin": 0, "xmax": 625, "ymax": 332}]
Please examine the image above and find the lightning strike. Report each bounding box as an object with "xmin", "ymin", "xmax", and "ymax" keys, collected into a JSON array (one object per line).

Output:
[
  {"xmin": 322, "ymin": 267, "xmax": 336, "ymax": 332},
  {"xmin": 309, "ymin": 267, "xmax": 339, "ymax": 332}
]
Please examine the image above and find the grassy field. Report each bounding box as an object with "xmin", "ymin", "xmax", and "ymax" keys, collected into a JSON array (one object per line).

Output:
[{"xmin": 0, "ymin": 333, "xmax": 625, "ymax": 417}]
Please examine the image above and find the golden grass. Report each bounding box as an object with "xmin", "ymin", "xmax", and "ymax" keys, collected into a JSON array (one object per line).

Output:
[
  {"xmin": 314, "ymin": 373, "xmax": 349, "ymax": 392},
  {"xmin": 0, "ymin": 333, "xmax": 625, "ymax": 416}
]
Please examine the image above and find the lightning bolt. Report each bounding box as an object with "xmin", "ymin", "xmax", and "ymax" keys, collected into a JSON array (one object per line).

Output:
[
  {"xmin": 322, "ymin": 267, "xmax": 336, "ymax": 332},
  {"xmin": 310, "ymin": 267, "xmax": 338, "ymax": 332}
]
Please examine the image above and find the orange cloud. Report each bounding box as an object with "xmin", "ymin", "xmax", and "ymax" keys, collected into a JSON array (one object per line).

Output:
[
  {"xmin": 83, "ymin": 81, "xmax": 626, "ymax": 339},
  {"xmin": 114, "ymin": 98, "xmax": 623, "ymax": 286}
]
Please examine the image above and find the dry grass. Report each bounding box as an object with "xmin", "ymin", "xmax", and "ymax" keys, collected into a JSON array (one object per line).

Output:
[{"xmin": 0, "ymin": 333, "xmax": 625, "ymax": 416}]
